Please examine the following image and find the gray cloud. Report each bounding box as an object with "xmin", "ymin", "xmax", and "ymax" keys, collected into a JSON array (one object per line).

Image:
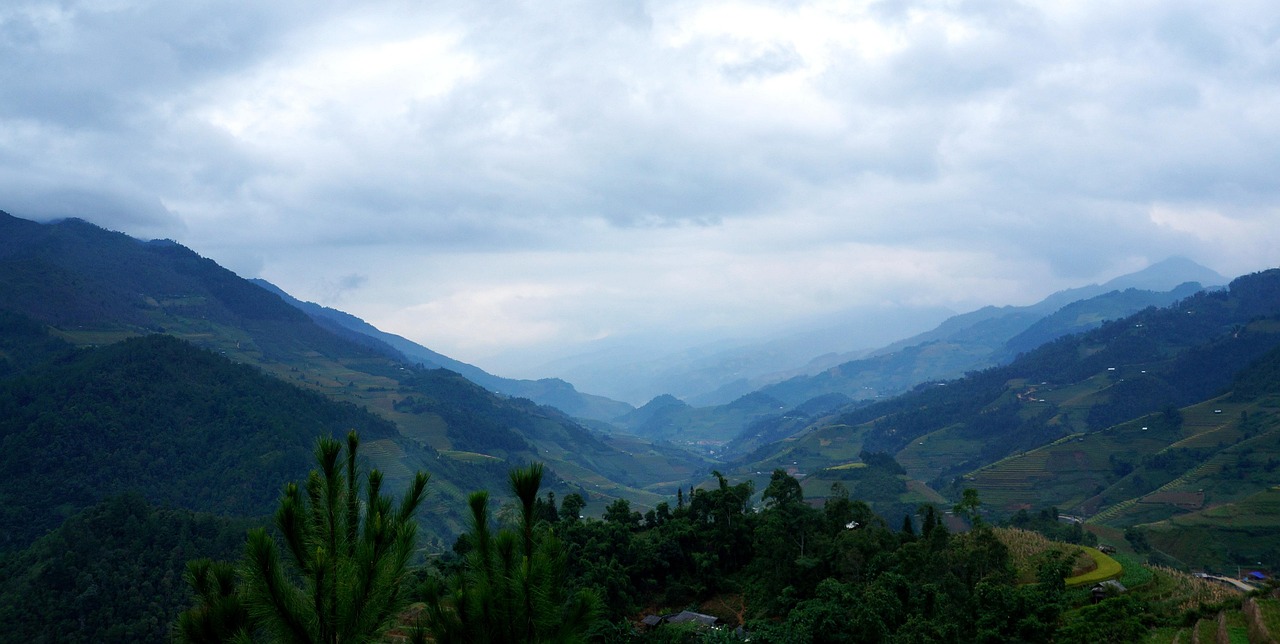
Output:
[{"xmin": 1, "ymin": 0, "xmax": 1278, "ymax": 372}]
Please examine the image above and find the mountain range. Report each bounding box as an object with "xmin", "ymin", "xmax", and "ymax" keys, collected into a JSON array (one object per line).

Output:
[
  {"xmin": 538, "ymin": 257, "xmax": 1225, "ymax": 407},
  {"xmin": 2, "ymin": 208, "xmax": 1278, "ymax": 639},
  {"xmin": 0, "ymin": 211, "xmax": 704, "ymax": 539}
]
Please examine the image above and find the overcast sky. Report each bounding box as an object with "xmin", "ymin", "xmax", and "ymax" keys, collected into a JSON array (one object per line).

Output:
[{"xmin": 2, "ymin": 0, "xmax": 1278, "ymax": 377}]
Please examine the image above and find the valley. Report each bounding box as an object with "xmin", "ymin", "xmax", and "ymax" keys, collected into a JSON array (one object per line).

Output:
[{"xmin": 3, "ymin": 211, "xmax": 1280, "ymax": 641}]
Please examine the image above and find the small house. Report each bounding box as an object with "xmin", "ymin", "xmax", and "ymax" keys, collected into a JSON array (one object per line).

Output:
[
  {"xmin": 666, "ymin": 611, "xmax": 720, "ymax": 627},
  {"xmin": 1091, "ymin": 580, "xmax": 1127, "ymax": 603},
  {"xmin": 639, "ymin": 610, "xmax": 721, "ymax": 630}
]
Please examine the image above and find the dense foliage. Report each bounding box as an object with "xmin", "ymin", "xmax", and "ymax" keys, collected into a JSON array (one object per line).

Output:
[
  {"xmin": 419, "ymin": 463, "xmax": 601, "ymax": 642},
  {"xmin": 0, "ymin": 493, "xmax": 254, "ymax": 643},
  {"xmin": 0, "ymin": 334, "xmax": 399, "ymax": 553},
  {"xmin": 178, "ymin": 432, "xmax": 429, "ymax": 643},
  {"xmin": 430, "ymin": 470, "xmax": 1070, "ymax": 642}
]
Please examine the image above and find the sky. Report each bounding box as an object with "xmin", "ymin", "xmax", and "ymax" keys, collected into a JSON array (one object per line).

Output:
[{"xmin": 2, "ymin": 0, "xmax": 1279, "ymax": 379}]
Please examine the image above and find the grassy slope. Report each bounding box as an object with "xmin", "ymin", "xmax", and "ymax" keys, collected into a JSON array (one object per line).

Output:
[{"xmin": 0, "ymin": 215, "xmax": 707, "ymax": 536}]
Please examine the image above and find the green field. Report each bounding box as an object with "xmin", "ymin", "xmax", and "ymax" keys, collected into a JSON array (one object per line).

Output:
[
  {"xmin": 1254, "ymin": 598, "xmax": 1280, "ymax": 642},
  {"xmin": 1064, "ymin": 547, "xmax": 1123, "ymax": 587}
]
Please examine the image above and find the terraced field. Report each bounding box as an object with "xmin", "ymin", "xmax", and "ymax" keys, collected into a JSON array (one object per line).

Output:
[
  {"xmin": 970, "ymin": 432, "xmax": 1140, "ymax": 512},
  {"xmin": 1195, "ymin": 616, "xmax": 1218, "ymax": 643},
  {"xmin": 1098, "ymin": 424, "xmax": 1280, "ymax": 529},
  {"xmin": 967, "ymin": 448, "xmax": 1055, "ymax": 508},
  {"xmin": 969, "ymin": 393, "xmax": 1280, "ymax": 527},
  {"xmin": 1221, "ymin": 610, "xmax": 1250, "ymax": 643},
  {"xmin": 894, "ymin": 424, "xmax": 976, "ymax": 479},
  {"xmin": 360, "ymin": 438, "xmax": 415, "ymax": 481},
  {"xmin": 1140, "ymin": 566, "xmax": 1242, "ymax": 615},
  {"xmin": 1142, "ymin": 486, "xmax": 1280, "ymax": 570},
  {"xmin": 1254, "ymin": 597, "xmax": 1280, "ymax": 642}
]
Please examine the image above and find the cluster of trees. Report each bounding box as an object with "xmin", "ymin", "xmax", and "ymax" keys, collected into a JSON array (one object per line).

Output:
[
  {"xmin": 447, "ymin": 469, "xmax": 1075, "ymax": 642},
  {"xmin": 0, "ymin": 493, "xmax": 253, "ymax": 642},
  {"xmin": 176, "ymin": 437, "xmax": 1275, "ymax": 643},
  {"xmin": 176, "ymin": 433, "xmax": 601, "ymax": 644},
  {"xmin": 176, "ymin": 430, "xmax": 1072, "ymax": 642},
  {"xmin": 0, "ymin": 334, "xmax": 399, "ymax": 551}
]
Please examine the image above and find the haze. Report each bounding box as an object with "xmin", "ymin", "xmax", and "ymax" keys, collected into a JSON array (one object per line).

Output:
[{"xmin": 2, "ymin": 0, "xmax": 1278, "ymax": 379}]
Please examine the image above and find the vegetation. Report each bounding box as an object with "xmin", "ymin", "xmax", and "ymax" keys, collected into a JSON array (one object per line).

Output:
[
  {"xmin": 177, "ymin": 432, "xmax": 429, "ymax": 643},
  {"xmin": 7, "ymin": 214, "xmax": 1280, "ymax": 641},
  {"xmin": 993, "ymin": 527, "xmax": 1092, "ymax": 583},
  {"xmin": 1063, "ymin": 548, "xmax": 1123, "ymax": 587},
  {"xmin": 418, "ymin": 463, "xmax": 601, "ymax": 642},
  {"xmin": 0, "ymin": 493, "xmax": 253, "ymax": 643},
  {"xmin": 0, "ymin": 333, "xmax": 400, "ymax": 553}
]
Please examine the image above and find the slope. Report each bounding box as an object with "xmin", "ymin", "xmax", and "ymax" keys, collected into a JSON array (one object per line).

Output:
[
  {"xmin": 0, "ymin": 332, "xmax": 403, "ymax": 552},
  {"xmin": 756, "ymin": 279, "xmax": 1211, "ymax": 409},
  {"xmin": 0, "ymin": 493, "xmax": 255, "ymax": 643},
  {"xmin": 252, "ymin": 279, "xmax": 634, "ymax": 422},
  {"xmin": 623, "ymin": 266, "xmax": 1219, "ymax": 455},
  {"xmin": 723, "ymin": 269, "xmax": 1280, "ymax": 551},
  {"xmin": 0, "ymin": 212, "xmax": 705, "ymax": 537}
]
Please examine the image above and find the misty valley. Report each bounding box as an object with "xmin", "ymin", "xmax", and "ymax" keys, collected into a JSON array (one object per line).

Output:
[{"xmin": 3, "ymin": 211, "xmax": 1280, "ymax": 642}]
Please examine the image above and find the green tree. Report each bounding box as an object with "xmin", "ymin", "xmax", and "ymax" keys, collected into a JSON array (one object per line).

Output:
[
  {"xmin": 177, "ymin": 431, "xmax": 430, "ymax": 644},
  {"xmin": 749, "ymin": 470, "xmax": 825, "ymax": 612},
  {"xmin": 603, "ymin": 498, "xmax": 641, "ymax": 530},
  {"xmin": 420, "ymin": 463, "xmax": 601, "ymax": 643},
  {"xmin": 559, "ymin": 493, "xmax": 586, "ymax": 523},
  {"xmin": 953, "ymin": 488, "xmax": 983, "ymax": 528},
  {"xmin": 175, "ymin": 559, "xmax": 253, "ymax": 643}
]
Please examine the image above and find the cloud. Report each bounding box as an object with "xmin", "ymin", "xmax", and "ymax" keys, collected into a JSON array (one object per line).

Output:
[{"xmin": 1, "ymin": 0, "xmax": 1279, "ymax": 373}]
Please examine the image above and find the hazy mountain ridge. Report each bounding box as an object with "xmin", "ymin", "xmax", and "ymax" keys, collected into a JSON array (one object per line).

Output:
[
  {"xmin": 714, "ymin": 268, "xmax": 1280, "ymax": 571},
  {"xmin": 540, "ymin": 306, "xmax": 953, "ymax": 406},
  {"xmin": 549, "ymin": 258, "xmax": 1225, "ymax": 408},
  {"xmin": 751, "ymin": 260, "xmax": 1222, "ymax": 409},
  {"xmin": 252, "ymin": 279, "xmax": 634, "ymax": 421},
  {"xmin": 997, "ymin": 282, "xmax": 1208, "ymax": 360},
  {"xmin": 607, "ymin": 275, "xmax": 1218, "ymax": 454},
  {"xmin": 0, "ymin": 212, "xmax": 701, "ymax": 531}
]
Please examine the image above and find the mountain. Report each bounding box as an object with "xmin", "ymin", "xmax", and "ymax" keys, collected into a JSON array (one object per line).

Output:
[
  {"xmin": 751, "ymin": 263, "xmax": 1219, "ymax": 409},
  {"xmin": 597, "ymin": 265, "xmax": 1219, "ymax": 454},
  {"xmin": 0, "ymin": 212, "xmax": 706, "ymax": 531},
  {"xmin": 251, "ymin": 279, "xmax": 633, "ymax": 422},
  {"xmin": 719, "ymin": 267, "xmax": 1280, "ymax": 571},
  {"xmin": 538, "ymin": 305, "xmax": 953, "ymax": 406},
  {"xmin": 543, "ymin": 258, "xmax": 1224, "ymax": 408},
  {"xmin": 0, "ymin": 330, "xmax": 402, "ymax": 552}
]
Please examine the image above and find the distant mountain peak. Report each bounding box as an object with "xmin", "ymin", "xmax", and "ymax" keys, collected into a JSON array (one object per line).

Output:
[{"xmin": 1100, "ymin": 257, "xmax": 1226, "ymax": 293}]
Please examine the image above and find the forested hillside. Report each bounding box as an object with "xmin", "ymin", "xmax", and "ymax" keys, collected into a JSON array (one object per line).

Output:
[
  {"xmin": 0, "ymin": 331, "xmax": 401, "ymax": 552},
  {"xmin": 0, "ymin": 494, "xmax": 254, "ymax": 642},
  {"xmin": 0, "ymin": 212, "xmax": 705, "ymax": 522}
]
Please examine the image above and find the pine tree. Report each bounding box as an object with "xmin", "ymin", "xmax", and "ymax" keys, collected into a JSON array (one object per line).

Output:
[
  {"xmin": 176, "ymin": 431, "xmax": 429, "ymax": 643},
  {"xmin": 419, "ymin": 463, "xmax": 601, "ymax": 643},
  {"xmin": 175, "ymin": 559, "xmax": 253, "ymax": 643}
]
